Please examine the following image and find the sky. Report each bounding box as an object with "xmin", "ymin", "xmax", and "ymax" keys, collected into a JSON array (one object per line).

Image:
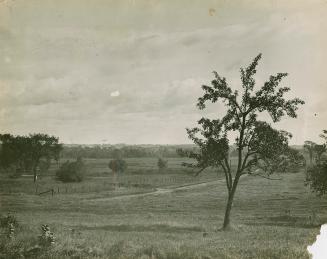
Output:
[{"xmin": 0, "ymin": 0, "xmax": 326, "ymax": 144}]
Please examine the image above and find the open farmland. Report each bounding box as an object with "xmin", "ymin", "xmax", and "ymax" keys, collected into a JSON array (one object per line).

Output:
[
  {"xmin": 2, "ymin": 0, "xmax": 327, "ymax": 258},
  {"xmin": 0, "ymin": 157, "xmax": 326, "ymax": 259}
]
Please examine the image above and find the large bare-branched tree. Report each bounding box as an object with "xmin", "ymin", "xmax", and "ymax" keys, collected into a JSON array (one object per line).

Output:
[{"xmin": 180, "ymin": 54, "xmax": 304, "ymax": 230}]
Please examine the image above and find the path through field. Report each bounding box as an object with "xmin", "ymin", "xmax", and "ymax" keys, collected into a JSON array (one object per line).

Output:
[{"xmin": 87, "ymin": 178, "xmax": 226, "ymax": 202}]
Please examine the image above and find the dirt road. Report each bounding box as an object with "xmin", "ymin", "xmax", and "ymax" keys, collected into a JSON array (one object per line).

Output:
[{"xmin": 88, "ymin": 179, "xmax": 222, "ymax": 202}]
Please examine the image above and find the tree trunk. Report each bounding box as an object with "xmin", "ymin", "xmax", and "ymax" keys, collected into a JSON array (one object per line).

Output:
[
  {"xmin": 113, "ymin": 170, "xmax": 117, "ymax": 189},
  {"xmin": 222, "ymin": 189, "xmax": 236, "ymax": 230},
  {"xmin": 33, "ymin": 167, "xmax": 37, "ymax": 182},
  {"xmin": 222, "ymin": 175, "xmax": 240, "ymax": 230}
]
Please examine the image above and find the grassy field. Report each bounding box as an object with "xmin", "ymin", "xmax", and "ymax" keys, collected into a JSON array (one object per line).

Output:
[{"xmin": 0, "ymin": 157, "xmax": 326, "ymax": 258}]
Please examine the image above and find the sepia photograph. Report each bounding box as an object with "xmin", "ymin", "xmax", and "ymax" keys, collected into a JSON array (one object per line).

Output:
[{"xmin": 0, "ymin": 0, "xmax": 326, "ymax": 258}]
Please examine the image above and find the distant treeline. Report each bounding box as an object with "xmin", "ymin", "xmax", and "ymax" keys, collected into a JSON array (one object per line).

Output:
[
  {"xmin": 61, "ymin": 144, "xmax": 305, "ymax": 159},
  {"xmin": 60, "ymin": 145, "xmax": 196, "ymax": 159}
]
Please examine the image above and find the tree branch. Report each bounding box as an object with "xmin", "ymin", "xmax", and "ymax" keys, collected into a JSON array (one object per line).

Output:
[
  {"xmin": 223, "ymin": 157, "xmax": 233, "ymax": 188},
  {"xmin": 220, "ymin": 162, "xmax": 232, "ymax": 191},
  {"xmin": 193, "ymin": 167, "xmax": 207, "ymax": 177}
]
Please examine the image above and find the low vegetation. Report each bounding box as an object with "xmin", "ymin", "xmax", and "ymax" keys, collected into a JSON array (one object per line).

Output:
[
  {"xmin": 55, "ymin": 158, "xmax": 86, "ymax": 183},
  {"xmin": 0, "ymin": 162, "xmax": 324, "ymax": 258},
  {"xmin": 306, "ymin": 162, "xmax": 327, "ymax": 196},
  {"xmin": 304, "ymin": 130, "xmax": 327, "ymax": 196}
]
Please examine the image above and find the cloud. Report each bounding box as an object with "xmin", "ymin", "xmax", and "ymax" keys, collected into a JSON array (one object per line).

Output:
[
  {"xmin": 110, "ymin": 90, "xmax": 120, "ymax": 97},
  {"xmin": 0, "ymin": 0, "xmax": 326, "ymax": 144}
]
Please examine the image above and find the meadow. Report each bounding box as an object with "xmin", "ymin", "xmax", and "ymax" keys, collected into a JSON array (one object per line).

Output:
[{"xmin": 0, "ymin": 157, "xmax": 326, "ymax": 259}]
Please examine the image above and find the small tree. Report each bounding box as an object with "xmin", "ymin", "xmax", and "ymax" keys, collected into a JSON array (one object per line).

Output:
[
  {"xmin": 320, "ymin": 130, "xmax": 327, "ymax": 143},
  {"xmin": 157, "ymin": 158, "xmax": 168, "ymax": 170},
  {"xmin": 305, "ymin": 130, "xmax": 327, "ymax": 196},
  {"xmin": 180, "ymin": 54, "xmax": 304, "ymax": 230},
  {"xmin": 56, "ymin": 157, "xmax": 85, "ymax": 182},
  {"xmin": 313, "ymin": 144, "xmax": 326, "ymax": 164},
  {"xmin": 306, "ymin": 162, "xmax": 327, "ymax": 196},
  {"xmin": 305, "ymin": 130, "xmax": 327, "ymax": 165},
  {"xmin": 304, "ymin": 141, "xmax": 316, "ymax": 165},
  {"xmin": 108, "ymin": 159, "xmax": 127, "ymax": 174}
]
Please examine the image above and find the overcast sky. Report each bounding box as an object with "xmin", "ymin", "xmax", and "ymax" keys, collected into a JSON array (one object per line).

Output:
[{"xmin": 0, "ymin": 0, "xmax": 326, "ymax": 144}]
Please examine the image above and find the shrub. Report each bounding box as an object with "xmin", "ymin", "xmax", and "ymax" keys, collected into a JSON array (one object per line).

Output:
[
  {"xmin": 305, "ymin": 162, "xmax": 327, "ymax": 196},
  {"xmin": 38, "ymin": 224, "xmax": 55, "ymax": 247},
  {"xmin": 157, "ymin": 158, "xmax": 168, "ymax": 170},
  {"xmin": 56, "ymin": 158, "xmax": 85, "ymax": 182},
  {"xmin": 0, "ymin": 214, "xmax": 18, "ymax": 229},
  {"xmin": 282, "ymin": 147, "xmax": 306, "ymax": 173},
  {"xmin": 108, "ymin": 159, "xmax": 127, "ymax": 174}
]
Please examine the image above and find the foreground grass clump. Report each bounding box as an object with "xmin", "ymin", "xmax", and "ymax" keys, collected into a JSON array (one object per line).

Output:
[
  {"xmin": 0, "ymin": 220, "xmax": 59, "ymax": 259},
  {"xmin": 0, "ymin": 222, "xmax": 318, "ymax": 259}
]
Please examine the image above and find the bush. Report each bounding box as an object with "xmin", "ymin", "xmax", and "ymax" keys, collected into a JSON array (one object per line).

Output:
[
  {"xmin": 0, "ymin": 214, "xmax": 18, "ymax": 229},
  {"xmin": 38, "ymin": 224, "xmax": 55, "ymax": 247},
  {"xmin": 157, "ymin": 158, "xmax": 168, "ymax": 170},
  {"xmin": 305, "ymin": 162, "xmax": 327, "ymax": 196},
  {"xmin": 56, "ymin": 158, "xmax": 85, "ymax": 182},
  {"xmin": 0, "ymin": 214, "xmax": 18, "ymax": 240},
  {"xmin": 108, "ymin": 159, "xmax": 127, "ymax": 174},
  {"xmin": 283, "ymin": 148, "xmax": 306, "ymax": 173}
]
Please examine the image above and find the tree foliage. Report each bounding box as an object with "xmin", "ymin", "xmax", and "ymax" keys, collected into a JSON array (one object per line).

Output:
[
  {"xmin": 304, "ymin": 141, "xmax": 317, "ymax": 165},
  {"xmin": 304, "ymin": 130, "xmax": 327, "ymax": 165},
  {"xmin": 305, "ymin": 130, "xmax": 327, "ymax": 196},
  {"xmin": 313, "ymin": 144, "xmax": 326, "ymax": 164},
  {"xmin": 61, "ymin": 145, "xmax": 188, "ymax": 159},
  {"xmin": 0, "ymin": 133, "xmax": 62, "ymax": 181},
  {"xmin": 306, "ymin": 162, "xmax": 327, "ymax": 196},
  {"xmin": 180, "ymin": 54, "xmax": 304, "ymax": 229},
  {"xmin": 108, "ymin": 159, "xmax": 127, "ymax": 174}
]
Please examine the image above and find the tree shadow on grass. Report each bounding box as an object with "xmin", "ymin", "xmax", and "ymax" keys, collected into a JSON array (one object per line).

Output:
[{"xmin": 245, "ymin": 215, "xmax": 323, "ymax": 229}]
